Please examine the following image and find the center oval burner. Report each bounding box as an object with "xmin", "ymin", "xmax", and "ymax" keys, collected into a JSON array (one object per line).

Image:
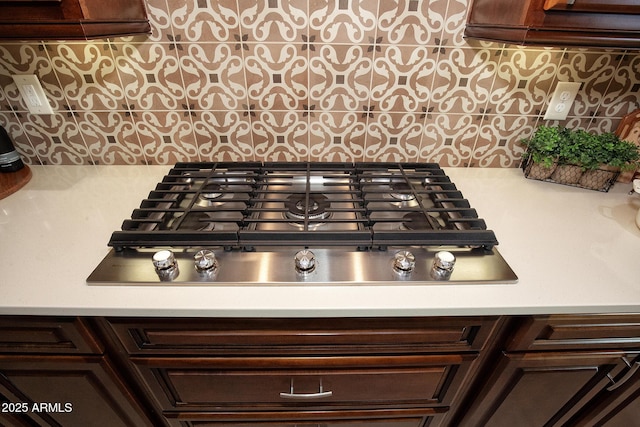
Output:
[
  {"xmin": 390, "ymin": 182, "xmax": 415, "ymax": 201},
  {"xmin": 196, "ymin": 183, "xmax": 227, "ymax": 207},
  {"xmin": 284, "ymin": 193, "xmax": 332, "ymax": 227}
]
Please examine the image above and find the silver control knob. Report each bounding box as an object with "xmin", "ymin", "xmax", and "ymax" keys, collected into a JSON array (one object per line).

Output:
[
  {"xmin": 194, "ymin": 249, "xmax": 218, "ymax": 271},
  {"xmin": 430, "ymin": 251, "xmax": 456, "ymax": 280},
  {"xmin": 433, "ymin": 251, "xmax": 456, "ymax": 272},
  {"xmin": 294, "ymin": 249, "xmax": 316, "ymax": 274},
  {"xmin": 393, "ymin": 250, "xmax": 415, "ymax": 274},
  {"xmin": 152, "ymin": 250, "xmax": 177, "ymax": 270},
  {"xmin": 152, "ymin": 250, "xmax": 179, "ymax": 281}
]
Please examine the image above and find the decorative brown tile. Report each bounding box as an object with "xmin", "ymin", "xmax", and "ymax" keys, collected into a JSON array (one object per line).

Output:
[
  {"xmin": 488, "ymin": 47, "xmax": 562, "ymax": 116},
  {"xmin": 168, "ymin": 0, "xmax": 241, "ymax": 42},
  {"xmin": 419, "ymin": 113, "xmax": 478, "ymax": 167},
  {"xmin": 0, "ymin": 112, "xmax": 40, "ymax": 165},
  {"xmin": 371, "ymin": 45, "xmax": 437, "ymax": 112},
  {"xmin": 377, "ymin": 0, "xmax": 447, "ymax": 45},
  {"xmin": 238, "ymin": 0, "xmax": 307, "ymax": 42},
  {"xmin": 447, "ymin": 0, "xmax": 474, "ymax": 47},
  {"xmin": 244, "ymin": 43, "xmax": 308, "ymax": 110},
  {"xmin": 115, "ymin": 42, "xmax": 187, "ymax": 111},
  {"xmin": 309, "ymin": 0, "xmax": 378, "ymax": 44},
  {"xmin": 193, "ymin": 111, "xmax": 254, "ymax": 161},
  {"xmin": 557, "ymin": 49, "xmax": 622, "ymax": 118},
  {"xmin": 471, "ymin": 115, "xmax": 536, "ymax": 167},
  {"xmin": 135, "ymin": 111, "xmax": 199, "ymax": 164},
  {"xmin": 142, "ymin": 0, "xmax": 173, "ymax": 42},
  {"xmin": 0, "ymin": 43, "xmax": 64, "ymax": 113},
  {"xmin": 309, "ymin": 111, "xmax": 366, "ymax": 162},
  {"xmin": 20, "ymin": 113, "xmax": 92, "ymax": 165},
  {"xmin": 364, "ymin": 112, "xmax": 423, "ymax": 162},
  {"xmin": 49, "ymin": 42, "xmax": 125, "ymax": 111},
  {"xmin": 178, "ymin": 43, "xmax": 247, "ymax": 110},
  {"xmin": 599, "ymin": 52, "xmax": 640, "ymax": 118},
  {"xmin": 252, "ymin": 111, "xmax": 308, "ymax": 161},
  {"xmin": 0, "ymin": 1, "xmax": 638, "ymax": 168},
  {"xmin": 308, "ymin": 44, "xmax": 373, "ymax": 110},
  {"xmin": 588, "ymin": 116, "xmax": 621, "ymax": 135},
  {"xmin": 430, "ymin": 47, "xmax": 499, "ymax": 114},
  {"xmin": 76, "ymin": 112, "xmax": 145, "ymax": 165},
  {"xmin": 0, "ymin": 86, "xmax": 7, "ymax": 111}
]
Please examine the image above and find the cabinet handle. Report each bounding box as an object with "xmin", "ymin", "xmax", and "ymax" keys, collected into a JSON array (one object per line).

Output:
[
  {"xmin": 280, "ymin": 379, "xmax": 333, "ymax": 400},
  {"xmin": 606, "ymin": 357, "xmax": 640, "ymax": 392}
]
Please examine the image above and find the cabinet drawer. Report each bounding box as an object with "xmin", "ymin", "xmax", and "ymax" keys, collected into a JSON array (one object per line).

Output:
[
  {"xmin": 162, "ymin": 408, "xmax": 444, "ymax": 427},
  {"xmin": 105, "ymin": 317, "xmax": 497, "ymax": 355},
  {"xmin": 0, "ymin": 316, "xmax": 102, "ymax": 354},
  {"xmin": 132, "ymin": 354, "xmax": 474, "ymax": 412},
  {"xmin": 508, "ymin": 314, "xmax": 640, "ymax": 351}
]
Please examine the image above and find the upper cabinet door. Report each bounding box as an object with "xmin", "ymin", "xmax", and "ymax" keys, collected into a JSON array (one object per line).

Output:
[
  {"xmin": 544, "ymin": 0, "xmax": 640, "ymax": 13},
  {"xmin": 465, "ymin": 0, "xmax": 640, "ymax": 48},
  {"xmin": 0, "ymin": 0, "xmax": 150, "ymax": 40}
]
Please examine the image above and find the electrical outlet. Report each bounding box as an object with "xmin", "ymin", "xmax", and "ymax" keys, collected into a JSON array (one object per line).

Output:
[
  {"xmin": 11, "ymin": 74, "xmax": 54, "ymax": 115},
  {"xmin": 544, "ymin": 81, "xmax": 581, "ymax": 121}
]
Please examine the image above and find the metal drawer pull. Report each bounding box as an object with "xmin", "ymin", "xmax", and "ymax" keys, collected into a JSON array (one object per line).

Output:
[
  {"xmin": 606, "ymin": 357, "xmax": 640, "ymax": 391},
  {"xmin": 280, "ymin": 379, "xmax": 333, "ymax": 399}
]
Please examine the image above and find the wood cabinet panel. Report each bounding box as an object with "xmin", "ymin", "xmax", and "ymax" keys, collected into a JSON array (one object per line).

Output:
[
  {"xmin": 568, "ymin": 355, "xmax": 640, "ymax": 426},
  {"xmin": 163, "ymin": 409, "xmax": 443, "ymax": 427},
  {"xmin": 465, "ymin": 0, "xmax": 640, "ymax": 48},
  {"xmin": 0, "ymin": 354, "xmax": 153, "ymax": 427},
  {"xmin": 507, "ymin": 314, "xmax": 640, "ymax": 352},
  {"xmin": 544, "ymin": 0, "xmax": 640, "ymax": 13},
  {"xmin": 131, "ymin": 354, "xmax": 475, "ymax": 413},
  {"xmin": 459, "ymin": 351, "xmax": 637, "ymax": 427},
  {"xmin": 0, "ymin": 0, "xmax": 149, "ymax": 40},
  {"xmin": 105, "ymin": 317, "xmax": 497, "ymax": 355},
  {"xmin": 0, "ymin": 316, "xmax": 102, "ymax": 354}
]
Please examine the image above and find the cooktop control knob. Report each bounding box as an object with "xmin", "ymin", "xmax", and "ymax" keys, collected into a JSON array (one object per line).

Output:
[
  {"xmin": 294, "ymin": 249, "xmax": 316, "ymax": 274},
  {"xmin": 430, "ymin": 250, "xmax": 456, "ymax": 280},
  {"xmin": 153, "ymin": 250, "xmax": 177, "ymax": 270},
  {"xmin": 152, "ymin": 250, "xmax": 179, "ymax": 281},
  {"xmin": 433, "ymin": 251, "xmax": 456, "ymax": 271},
  {"xmin": 194, "ymin": 249, "xmax": 218, "ymax": 272},
  {"xmin": 393, "ymin": 250, "xmax": 415, "ymax": 274}
]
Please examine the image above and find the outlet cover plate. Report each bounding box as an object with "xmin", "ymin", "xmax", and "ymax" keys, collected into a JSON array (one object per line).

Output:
[
  {"xmin": 12, "ymin": 74, "xmax": 54, "ymax": 115},
  {"xmin": 544, "ymin": 81, "xmax": 581, "ymax": 121}
]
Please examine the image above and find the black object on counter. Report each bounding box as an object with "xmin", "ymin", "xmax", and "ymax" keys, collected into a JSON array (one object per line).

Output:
[{"xmin": 0, "ymin": 126, "xmax": 24, "ymax": 173}]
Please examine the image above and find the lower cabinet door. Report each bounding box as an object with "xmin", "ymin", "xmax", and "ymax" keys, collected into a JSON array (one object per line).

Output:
[
  {"xmin": 568, "ymin": 357, "xmax": 640, "ymax": 427},
  {"xmin": 460, "ymin": 351, "xmax": 637, "ymax": 427},
  {"xmin": 0, "ymin": 354, "xmax": 152, "ymax": 427}
]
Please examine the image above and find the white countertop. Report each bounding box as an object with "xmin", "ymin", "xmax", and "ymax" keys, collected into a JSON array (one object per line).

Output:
[{"xmin": 1, "ymin": 165, "xmax": 639, "ymax": 317}]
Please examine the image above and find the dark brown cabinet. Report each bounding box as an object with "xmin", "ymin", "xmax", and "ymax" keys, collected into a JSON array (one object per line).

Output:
[
  {"xmin": 465, "ymin": 0, "xmax": 640, "ymax": 48},
  {"xmin": 0, "ymin": 316, "xmax": 153, "ymax": 427},
  {"xmin": 2, "ymin": 314, "xmax": 640, "ymax": 427},
  {"xmin": 456, "ymin": 314, "xmax": 640, "ymax": 427},
  {"xmin": 0, "ymin": 0, "xmax": 150, "ymax": 40},
  {"xmin": 101, "ymin": 316, "xmax": 500, "ymax": 427}
]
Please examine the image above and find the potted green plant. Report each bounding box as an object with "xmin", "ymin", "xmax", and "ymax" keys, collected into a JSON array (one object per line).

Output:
[
  {"xmin": 577, "ymin": 131, "xmax": 640, "ymax": 189},
  {"xmin": 550, "ymin": 128, "xmax": 595, "ymax": 185},
  {"xmin": 520, "ymin": 125, "xmax": 640, "ymax": 191},
  {"xmin": 520, "ymin": 125, "xmax": 562, "ymax": 179}
]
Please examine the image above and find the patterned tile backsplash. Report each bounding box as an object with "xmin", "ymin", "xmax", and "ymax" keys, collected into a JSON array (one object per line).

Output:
[{"xmin": 0, "ymin": 0, "xmax": 639, "ymax": 166}]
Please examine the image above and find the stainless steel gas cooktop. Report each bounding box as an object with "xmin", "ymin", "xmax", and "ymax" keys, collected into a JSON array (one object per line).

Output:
[{"xmin": 87, "ymin": 162, "xmax": 517, "ymax": 285}]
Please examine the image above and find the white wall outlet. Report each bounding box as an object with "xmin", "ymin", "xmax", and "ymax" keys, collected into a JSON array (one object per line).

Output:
[
  {"xmin": 544, "ymin": 81, "xmax": 581, "ymax": 121},
  {"xmin": 11, "ymin": 74, "xmax": 54, "ymax": 115}
]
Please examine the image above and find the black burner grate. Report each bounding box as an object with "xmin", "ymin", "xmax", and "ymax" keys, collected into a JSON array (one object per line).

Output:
[{"xmin": 108, "ymin": 162, "xmax": 499, "ymax": 250}]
